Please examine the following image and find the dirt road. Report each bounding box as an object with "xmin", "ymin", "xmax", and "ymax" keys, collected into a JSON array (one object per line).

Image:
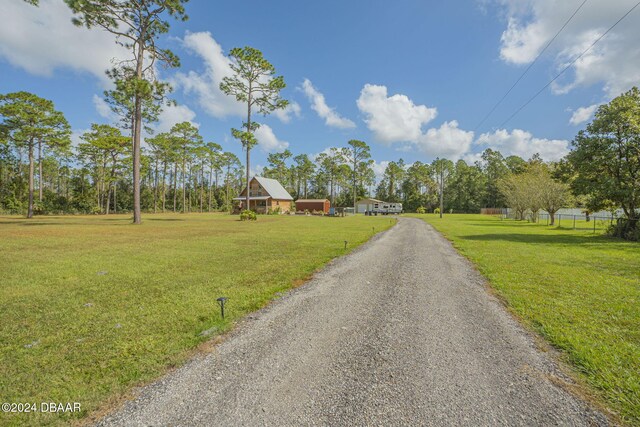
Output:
[{"xmin": 99, "ymin": 218, "xmax": 606, "ymax": 426}]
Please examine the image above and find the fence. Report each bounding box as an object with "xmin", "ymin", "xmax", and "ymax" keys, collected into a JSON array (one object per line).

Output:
[
  {"xmin": 505, "ymin": 212, "xmax": 614, "ymax": 232},
  {"xmin": 468, "ymin": 207, "xmax": 622, "ymax": 233},
  {"xmin": 480, "ymin": 208, "xmax": 507, "ymax": 215},
  {"xmin": 539, "ymin": 213, "xmax": 615, "ymax": 231}
]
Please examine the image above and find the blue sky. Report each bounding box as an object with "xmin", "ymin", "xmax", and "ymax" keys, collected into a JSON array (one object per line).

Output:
[{"xmin": 1, "ymin": 0, "xmax": 639, "ymax": 178}]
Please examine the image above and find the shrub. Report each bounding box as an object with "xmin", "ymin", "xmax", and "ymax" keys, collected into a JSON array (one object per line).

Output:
[
  {"xmin": 433, "ymin": 207, "xmax": 440, "ymax": 215},
  {"xmin": 239, "ymin": 209, "xmax": 257, "ymax": 221},
  {"xmin": 607, "ymin": 218, "xmax": 639, "ymax": 241},
  {"xmin": 5, "ymin": 197, "xmax": 25, "ymax": 214},
  {"xmin": 32, "ymin": 201, "xmax": 46, "ymax": 215},
  {"xmin": 416, "ymin": 206, "xmax": 426, "ymax": 214},
  {"xmin": 268, "ymin": 206, "xmax": 281, "ymax": 215}
]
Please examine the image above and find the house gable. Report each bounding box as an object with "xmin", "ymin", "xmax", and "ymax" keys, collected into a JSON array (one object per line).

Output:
[{"xmin": 239, "ymin": 177, "xmax": 293, "ymax": 201}]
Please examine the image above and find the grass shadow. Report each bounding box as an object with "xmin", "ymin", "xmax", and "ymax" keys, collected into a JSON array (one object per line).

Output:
[
  {"xmin": 464, "ymin": 221, "xmax": 529, "ymax": 227},
  {"xmin": 460, "ymin": 232, "xmax": 620, "ymax": 246},
  {"xmin": 8, "ymin": 222, "xmax": 79, "ymax": 226}
]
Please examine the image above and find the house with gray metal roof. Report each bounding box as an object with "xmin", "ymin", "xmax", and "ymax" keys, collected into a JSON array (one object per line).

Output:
[{"xmin": 234, "ymin": 176, "xmax": 293, "ymax": 214}]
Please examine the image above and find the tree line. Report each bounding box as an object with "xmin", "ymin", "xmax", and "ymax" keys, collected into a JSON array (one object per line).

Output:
[
  {"xmin": 0, "ymin": 106, "xmax": 244, "ymax": 215},
  {"xmin": 260, "ymin": 144, "xmax": 564, "ymax": 217},
  {"xmin": 0, "ymin": 98, "xmax": 543, "ymax": 218},
  {"xmin": 2, "ymin": 88, "xmax": 639, "ymax": 238},
  {"xmin": 3, "ymin": 1, "xmax": 639, "ymax": 239}
]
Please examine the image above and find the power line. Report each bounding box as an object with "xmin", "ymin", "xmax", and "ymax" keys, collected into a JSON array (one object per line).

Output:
[
  {"xmin": 474, "ymin": 0, "xmax": 588, "ymax": 133},
  {"xmin": 498, "ymin": 0, "xmax": 640, "ymax": 129}
]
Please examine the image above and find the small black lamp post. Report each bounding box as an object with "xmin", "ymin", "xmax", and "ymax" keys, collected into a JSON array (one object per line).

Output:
[{"xmin": 217, "ymin": 297, "xmax": 228, "ymax": 319}]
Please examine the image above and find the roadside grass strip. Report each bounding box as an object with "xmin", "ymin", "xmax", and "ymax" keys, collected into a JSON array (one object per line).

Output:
[{"xmin": 414, "ymin": 214, "xmax": 640, "ymax": 425}]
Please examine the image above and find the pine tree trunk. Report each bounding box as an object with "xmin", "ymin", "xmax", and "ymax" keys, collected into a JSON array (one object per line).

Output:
[
  {"xmin": 38, "ymin": 139, "xmax": 43, "ymax": 202},
  {"xmin": 101, "ymin": 158, "xmax": 108, "ymax": 214},
  {"xmin": 132, "ymin": 35, "xmax": 145, "ymax": 224},
  {"xmin": 182, "ymin": 150, "xmax": 187, "ymax": 213},
  {"xmin": 27, "ymin": 140, "xmax": 35, "ymax": 218},
  {"xmin": 226, "ymin": 166, "xmax": 231, "ymax": 213},
  {"xmin": 188, "ymin": 162, "xmax": 192, "ymax": 213},
  {"xmin": 200, "ymin": 166, "xmax": 204, "ymax": 213},
  {"xmin": 162, "ymin": 161, "xmax": 167, "ymax": 213},
  {"xmin": 245, "ymin": 91, "xmax": 252, "ymax": 212},
  {"xmin": 209, "ymin": 167, "xmax": 213, "ymax": 212},
  {"xmin": 352, "ymin": 151, "xmax": 357, "ymax": 209},
  {"xmin": 330, "ymin": 177, "xmax": 334, "ymax": 206},
  {"xmin": 173, "ymin": 161, "xmax": 178, "ymax": 212},
  {"xmin": 96, "ymin": 168, "xmax": 101, "ymax": 213},
  {"xmin": 105, "ymin": 184, "xmax": 111, "ymax": 215},
  {"xmin": 153, "ymin": 156, "xmax": 158, "ymax": 213}
]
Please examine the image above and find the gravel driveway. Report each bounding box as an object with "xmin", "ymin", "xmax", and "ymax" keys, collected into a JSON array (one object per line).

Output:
[{"xmin": 98, "ymin": 217, "xmax": 607, "ymax": 426}]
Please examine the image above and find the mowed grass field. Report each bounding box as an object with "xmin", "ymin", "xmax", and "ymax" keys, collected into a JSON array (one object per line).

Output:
[
  {"xmin": 414, "ymin": 214, "xmax": 640, "ymax": 425},
  {"xmin": 0, "ymin": 213, "xmax": 394, "ymax": 426}
]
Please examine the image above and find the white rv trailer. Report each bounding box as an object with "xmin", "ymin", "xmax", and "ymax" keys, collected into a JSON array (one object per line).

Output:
[{"xmin": 371, "ymin": 201, "xmax": 402, "ymax": 215}]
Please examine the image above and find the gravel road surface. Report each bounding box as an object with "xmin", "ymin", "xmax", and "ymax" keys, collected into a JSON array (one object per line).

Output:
[{"xmin": 98, "ymin": 217, "xmax": 607, "ymax": 426}]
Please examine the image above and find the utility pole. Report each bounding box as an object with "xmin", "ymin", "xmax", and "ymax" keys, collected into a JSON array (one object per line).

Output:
[
  {"xmin": 436, "ymin": 157, "xmax": 444, "ymax": 219},
  {"xmin": 439, "ymin": 163, "xmax": 444, "ymax": 219}
]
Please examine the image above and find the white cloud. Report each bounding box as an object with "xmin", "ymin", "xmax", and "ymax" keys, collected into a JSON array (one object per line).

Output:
[
  {"xmin": 355, "ymin": 84, "xmax": 470, "ymax": 159},
  {"xmin": 273, "ymin": 101, "xmax": 302, "ymax": 123},
  {"xmin": 70, "ymin": 129, "xmax": 90, "ymax": 149},
  {"xmin": 396, "ymin": 144, "xmax": 415, "ymax": 153},
  {"xmin": 154, "ymin": 104, "xmax": 198, "ymax": 133},
  {"xmin": 415, "ymin": 121, "xmax": 475, "ymax": 160},
  {"xmin": 255, "ymin": 124, "xmax": 289, "ymax": 153},
  {"xmin": 495, "ymin": 0, "xmax": 640, "ymax": 97},
  {"xmin": 500, "ymin": 16, "xmax": 548, "ymax": 64},
  {"xmin": 309, "ymin": 147, "xmax": 336, "ymax": 163},
  {"xmin": 463, "ymin": 151, "xmax": 485, "ymax": 165},
  {"xmin": 301, "ymin": 79, "xmax": 356, "ymax": 129},
  {"xmin": 92, "ymin": 94, "xmax": 197, "ymax": 139},
  {"xmin": 92, "ymin": 95, "xmax": 116, "ymax": 121},
  {"xmin": 250, "ymin": 164, "xmax": 265, "ymax": 177},
  {"xmin": 475, "ymin": 128, "xmax": 569, "ymax": 161},
  {"xmin": 569, "ymin": 104, "xmax": 598, "ymax": 125},
  {"xmin": 0, "ymin": 0, "xmax": 127, "ymax": 82},
  {"xmin": 371, "ymin": 160, "xmax": 390, "ymax": 183},
  {"xmin": 357, "ymin": 84, "xmax": 438, "ymax": 144},
  {"xmin": 355, "ymin": 83, "xmax": 568, "ymax": 162},
  {"xmin": 172, "ymin": 31, "xmax": 245, "ymax": 118},
  {"xmin": 174, "ymin": 32, "xmax": 297, "ymax": 124}
]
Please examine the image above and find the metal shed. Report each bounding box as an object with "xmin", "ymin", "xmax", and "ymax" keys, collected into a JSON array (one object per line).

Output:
[{"xmin": 295, "ymin": 199, "xmax": 330, "ymax": 213}]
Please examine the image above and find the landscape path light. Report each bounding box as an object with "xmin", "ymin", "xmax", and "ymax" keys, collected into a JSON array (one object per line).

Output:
[{"xmin": 217, "ymin": 297, "xmax": 228, "ymax": 320}]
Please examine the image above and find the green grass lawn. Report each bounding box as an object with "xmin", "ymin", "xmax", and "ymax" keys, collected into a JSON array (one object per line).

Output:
[
  {"xmin": 0, "ymin": 213, "xmax": 394, "ymax": 426},
  {"xmin": 414, "ymin": 214, "xmax": 640, "ymax": 425}
]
